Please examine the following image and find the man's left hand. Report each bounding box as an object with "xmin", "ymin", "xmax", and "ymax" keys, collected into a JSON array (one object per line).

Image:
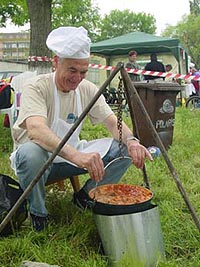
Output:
[{"xmin": 127, "ymin": 140, "xmax": 153, "ymax": 169}]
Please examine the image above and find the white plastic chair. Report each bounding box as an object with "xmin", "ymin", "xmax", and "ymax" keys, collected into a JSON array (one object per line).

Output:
[
  {"xmin": 10, "ymin": 71, "xmax": 38, "ymax": 144},
  {"xmin": 0, "ymin": 71, "xmax": 37, "ymax": 145},
  {"xmin": 10, "ymin": 71, "xmax": 37, "ymax": 94},
  {"xmin": 0, "ymin": 103, "xmax": 16, "ymax": 138}
]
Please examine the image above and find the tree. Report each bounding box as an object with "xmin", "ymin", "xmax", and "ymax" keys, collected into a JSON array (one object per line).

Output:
[
  {"xmin": 162, "ymin": 0, "xmax": 200, "ymax": 68},
  {"xmin": 0, "ymin": 2, "xmax": 157, "ymax": 70},
  {"xmin": 0, "ymin": 0, "xmax": 101, "ymax": 41},
  {"xmin": 0, "ymin": 0, "xmax": 101, "ymax": 72},
  {"xmin": 51, "ymin": 0, "xmax": 101, "ymax": 42},
  {"xmin": 0, "ymin": 0, "xmax": 52, "ymax": 73},
  {"xmin": 26, "ymin": 0, "xmax": 52, "ymax": 73},
  {"xmin": 98, "ymin": 9, "xmax": 156, "ymax": 41},
  {"xmin": 189, "ymin": 0, "xmax": 200, "ymax": 15},
  {"xmin": 178, "ymin": 15, "xmax": 200, "ymax": 68},
  {"xmin": 0, "ymin": 0, "xmax": 28, "ymax": 27}
]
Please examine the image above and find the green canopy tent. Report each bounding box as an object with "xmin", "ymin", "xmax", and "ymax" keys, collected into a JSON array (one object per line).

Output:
[{"xmin": 90, "ymin": 31, "xmax": 188, "ymax": 74}]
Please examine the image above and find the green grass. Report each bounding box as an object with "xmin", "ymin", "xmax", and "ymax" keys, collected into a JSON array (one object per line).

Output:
[{"xmin": 0, "ymin": 107, "xmax": 200, "ymax": 267}]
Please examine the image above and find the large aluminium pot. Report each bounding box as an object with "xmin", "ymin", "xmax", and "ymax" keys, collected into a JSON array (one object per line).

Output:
[{"xmin": 88, "ymin": 184, "xmax": 153, "ymax": 216}]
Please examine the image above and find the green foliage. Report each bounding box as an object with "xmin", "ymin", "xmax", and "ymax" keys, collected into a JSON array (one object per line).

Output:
[
  {"xmin": 189, "ymin": 0, "xmax": 200, "ymax": 15},
  {"xmin": 51, "ymin": 0, "xmax": 102, "ymax": 42},
  {"xmin": 161, "ymin": 24, "xmax": 178, "ymax": 38},
  {"xmin": 0, "ymin": 1, "xmax": 157, "ymax": 43},
  {"xmin": 0, "ymin": 116, "xmax": 15, "ymax": 177},
  {"xmin": 0, "ymin": 106, "xmax": 200, "ymax": 266},
  {"xmin": 0, "ymin": 0, "xmax": 28, "ymax": 27},
  {"xmin": 162, "ymin": 0, "xmax": 200, "ymax": 68},
  {"xmin": 0, "ymin": 0, "xmax": 101, "ymax": 41},
  {"xmin": 99, "ymin": 9, "xmax": 156, "ymax": 41},
  {"xmin": 179, "ymin": 14, "xmax": 200, "ymax": 67},
  {"xmin": 163, "ymin": 13, "xmax": 200, "ymax": 68}
]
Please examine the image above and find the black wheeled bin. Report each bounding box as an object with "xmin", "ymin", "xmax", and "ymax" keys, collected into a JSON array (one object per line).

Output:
[{"xmin": 132, "ymin": 81, "xmax": 182, "ymax": 150}]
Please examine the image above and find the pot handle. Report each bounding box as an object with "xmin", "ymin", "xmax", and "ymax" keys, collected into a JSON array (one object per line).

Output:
[{"xmin": 86, "ymin": 199, "xmax": 95, "ymax": 209}]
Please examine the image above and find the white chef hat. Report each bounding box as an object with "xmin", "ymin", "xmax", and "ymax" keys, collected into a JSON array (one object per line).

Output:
[{"xmin": 46, "ymin": 26, "xmax": 91, "ymax": 59}]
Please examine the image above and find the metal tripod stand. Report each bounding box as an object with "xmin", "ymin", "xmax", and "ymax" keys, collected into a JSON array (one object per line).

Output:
[{"xmin": 0, "ymin": 62, "xmax": 199, "ymax": 234}]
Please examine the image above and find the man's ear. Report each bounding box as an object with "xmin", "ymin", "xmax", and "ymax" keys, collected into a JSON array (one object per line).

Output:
[{"xmin": 52, "ymin": 55, "xmax": 59, "ymax": 71}]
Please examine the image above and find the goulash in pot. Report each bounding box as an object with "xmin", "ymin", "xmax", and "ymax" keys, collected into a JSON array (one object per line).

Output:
[{"xmin": 89, "ymin": 184, "xmax": 153, "ymax": 205}]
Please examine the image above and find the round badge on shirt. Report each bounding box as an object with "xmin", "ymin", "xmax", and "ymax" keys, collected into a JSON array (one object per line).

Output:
[{"xmin": 66, "ymin": 113, "xmax": 78, "ymax": 124}]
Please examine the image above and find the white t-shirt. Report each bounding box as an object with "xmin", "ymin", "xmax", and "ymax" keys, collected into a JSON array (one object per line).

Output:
[{"xmin": 13, "ymin": 72, "xmax": 113, "ymax": 147}]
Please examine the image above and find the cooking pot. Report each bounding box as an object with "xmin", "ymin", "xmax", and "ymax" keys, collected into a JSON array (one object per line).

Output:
[{"xmin": 88, "ymin": 184, "xmax": 153, "ymax": 216}]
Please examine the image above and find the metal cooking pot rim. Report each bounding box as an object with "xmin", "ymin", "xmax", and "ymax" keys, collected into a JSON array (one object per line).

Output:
[{"xmin": 89, "ymin": 183, "xmax": 153, "ymax": 206}]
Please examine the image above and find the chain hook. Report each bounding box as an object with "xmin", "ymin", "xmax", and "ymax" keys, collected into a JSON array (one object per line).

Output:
[{"xmin": 117, "ymin": 76, "xmax": 124, "ymax": 157}]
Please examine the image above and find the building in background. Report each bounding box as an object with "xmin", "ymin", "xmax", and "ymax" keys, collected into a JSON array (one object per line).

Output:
[
  {"xmin": 0, "ymin": 32, "xmax": 100, "ymax": 82},
  {"xmin": 0, "ymin": 32, "xmax": 30, "ymax": 62}
]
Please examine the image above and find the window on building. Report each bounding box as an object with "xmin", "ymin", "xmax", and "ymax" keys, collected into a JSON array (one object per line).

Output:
[
  {"xmin": 12, "ymin": 43, "xmax": 18, "ymax": 48},
  {"xmin": 3, "ymin": 42, "xmax": 12, "ymax": 49}
]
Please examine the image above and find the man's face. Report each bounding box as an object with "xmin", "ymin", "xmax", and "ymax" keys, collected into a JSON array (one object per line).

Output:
[
  {"xmin": 130, "ymin": 54, "xmax": 137, "ymax": 62},
  {"xmin": 54, "ymin": 57, "xmax": 89, "ymax": 92}
]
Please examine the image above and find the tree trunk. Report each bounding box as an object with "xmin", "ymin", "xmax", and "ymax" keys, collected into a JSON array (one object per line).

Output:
[{"xmin": 26, "ymin": 0, "xmax": 52, "ymax": 74}]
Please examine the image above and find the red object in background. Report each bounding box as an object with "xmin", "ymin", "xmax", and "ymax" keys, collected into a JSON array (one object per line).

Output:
[
  {"xmin": 3, "ymin": 114, "xmax": 10, "ymax": 128},
  {"xmin": 192, "ymin": 72, "xmax": 200, "ymax": 94}
]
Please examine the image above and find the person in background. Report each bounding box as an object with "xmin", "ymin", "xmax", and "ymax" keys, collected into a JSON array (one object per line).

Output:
[
  {"xmin": 165, "ymin": 64, "xmax": 172, "ymax": 73},
  {"xmin": 165, "ymin": 64, "xmax": 174, "ymax": 82},
  {"xmin": 144, "ymin": 53, "xmax": 166, "ymax": 80},
  {"xmin": 10, "ymin": 26, "xmax": 152, "ymax": 232},
  {"xmin": 125, "ymin": 50, "xmax": 142, "ymax": 81},
  {"xmin": 190, "ymin": 66, "xmax": 200, "ymax": 95}
]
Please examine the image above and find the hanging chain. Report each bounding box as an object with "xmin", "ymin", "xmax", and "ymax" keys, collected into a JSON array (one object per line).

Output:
[{"xmin": 117, "ymin": 77, "xmax": 124, "ymax": 157}]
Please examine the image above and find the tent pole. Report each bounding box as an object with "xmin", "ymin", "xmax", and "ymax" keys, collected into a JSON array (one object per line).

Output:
[{"xmin": 106, "ymin": 56, "xmax": 111, "ymax": 80}]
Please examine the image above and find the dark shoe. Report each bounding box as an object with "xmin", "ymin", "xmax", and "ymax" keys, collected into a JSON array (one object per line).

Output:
[
  {"xmin": 30, "ymin": 214, "xmax": 48, "ymax": 232},
  {"xmin": 73, "ymin": 188, "xmax": 94, "ymax": 210}
]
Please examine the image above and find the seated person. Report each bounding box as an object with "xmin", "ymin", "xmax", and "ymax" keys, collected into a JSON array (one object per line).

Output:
[{"xmin": 10, "ymin": 26, "xmax": 152, "ymax": 232}]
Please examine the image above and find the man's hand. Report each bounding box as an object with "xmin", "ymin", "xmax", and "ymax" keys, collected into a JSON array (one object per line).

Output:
[
  {"xmin": 127, "ymin": 140, "xmax": 153, "ymax": 169},
  {"xmin": 76, "ymin": 152, "xmax": 105, "ymax": 182}
]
